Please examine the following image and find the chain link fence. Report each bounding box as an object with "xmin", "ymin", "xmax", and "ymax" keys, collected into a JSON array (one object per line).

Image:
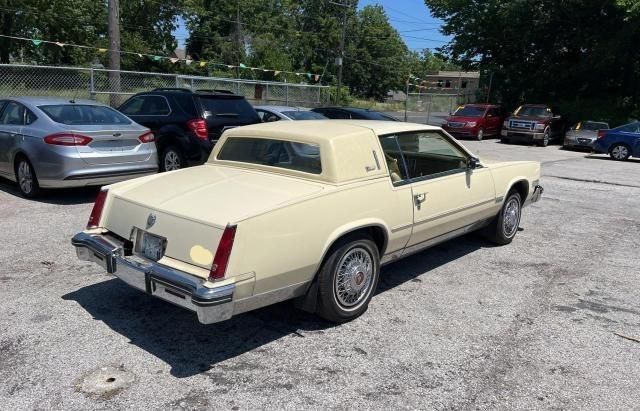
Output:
[
  {"xmin": 404, "ymin": 92, "xmax": 476, "ymax": 125},
  {"xmin": 0, "ymin": 64, "xmax": 330, "ymax": 108}
]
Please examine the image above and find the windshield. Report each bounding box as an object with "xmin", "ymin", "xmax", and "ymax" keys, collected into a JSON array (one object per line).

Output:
[
  {"xmin": 282, "ymin": 111, "xmax": 327, "ymax": 120},
  {"xmin": 453, "ymin": 106, "xmax": 485, "ymax": 117},
  {"xmin": 575, "ymin": 121, "xmax": 609, "ymax": 131},
  {"xmin": 39, "ymin": 104, "xmax": 132, "ymax": 125},
  {"xmin": 198, "ymin": 97, "xmax": 260, "ymax": 122},
  {"xmin": 217, "ymin": 137, "xmax": 322, "ymax": 174},
  {"xmin": 514, "ymin": 106, "xmax": 550, "ymax": 118}
]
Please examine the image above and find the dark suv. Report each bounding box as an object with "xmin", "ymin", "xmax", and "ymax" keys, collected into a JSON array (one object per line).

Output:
[{"xmin": 119, "ymin": 88, "xmax": 261, "ymax": 171}]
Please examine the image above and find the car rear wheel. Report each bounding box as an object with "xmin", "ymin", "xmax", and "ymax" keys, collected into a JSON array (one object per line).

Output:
[
  {"xmin": 15, "ymin": 156, "xmax": 40, "ymax": 198},
  {"xmin": 483, "ymin": 191, "xmax": 522, "ymax": 245},
  {"xmin": 316, "ymin": 235, "xmax": 380, "ymax": 323},
  {"xmin": 160, "ymin": 146, "xmax": 186, "ymax": 172},
  {"xmin": 609, "ymin": 144, "xmax": 631, "ymax": 161},
  {"xmin": 476, "ymin": 129, "xmax": 484, "ymax": 141}
]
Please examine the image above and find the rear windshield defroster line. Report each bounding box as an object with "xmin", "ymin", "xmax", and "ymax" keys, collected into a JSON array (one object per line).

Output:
[{"xmin": 217, "ymin": 137, "xmax": 322, "ymax": 174}]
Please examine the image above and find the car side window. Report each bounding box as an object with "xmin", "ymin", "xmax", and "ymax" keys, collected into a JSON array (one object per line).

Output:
[
  {"xmin": 378, "ymin": 135, "xmax": 410, "ymax": 183},
  {"xmin": 620, "ymin": 123, "xmax": 640, "ymax": 133},
  {"xmin": 119, "ymin": 96, "xmax": 144, "ymax": 115},
  {"xmin": 24, "ymin": 108, "xmax": 37, "ymax": 125},
  {"xmin": 395, "ymin": 131, "xmax": 469, "ymax": 180},
  {"xmin": 332, "ymin": 110, "xmax": 351, "ymax": 119},
  {"xmin": 0, "ymin": 101, "xmax": 26, "ymax": 125},
  {"xmin": 257, "ymin": 110, "xmax": 280, "ymax": 122},
  {"xmin": 141, "ymin": 96, "xmax": 171, "ymax": 115}
]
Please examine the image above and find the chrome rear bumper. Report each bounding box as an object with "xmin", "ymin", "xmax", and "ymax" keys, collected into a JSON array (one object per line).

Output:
[{"xmin": 71, "ymin": 232, "xmax": 234, "ymax": 324}]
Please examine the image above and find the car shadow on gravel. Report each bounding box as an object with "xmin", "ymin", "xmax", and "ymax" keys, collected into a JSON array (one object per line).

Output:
[
  {"xmin": 584, "ymin": 155, "xmax": 640, "ymax": 164},
  {"xmin": 0, "ymin": 178, "xmax": 100, "ymax": 205},
  {"xmin": 63, "ymin": 232, "xmax": 493, "ymax": 378}
]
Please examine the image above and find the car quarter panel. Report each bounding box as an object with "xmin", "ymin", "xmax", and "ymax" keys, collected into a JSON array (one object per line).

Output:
[
  {"xmin": 485, "ymin": 160, "xmax": 541, "ymax": 204},
  {"xmin": 229, "ymin": 177, "xmax": 413, "ymax": 296}
]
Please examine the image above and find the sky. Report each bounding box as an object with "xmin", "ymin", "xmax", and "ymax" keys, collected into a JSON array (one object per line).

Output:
[{"xmin": 172, "ymin": 0, "xmax": 448, "ymax": 51}]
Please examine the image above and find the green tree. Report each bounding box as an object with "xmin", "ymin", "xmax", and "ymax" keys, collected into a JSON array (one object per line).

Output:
[
  {"xmin": 425, "ymin": 0, "xmax": 640, "ymax": 123},
  {"xmin": 343, "ymin": 5, "xmax": 408, "ymax": 100}
]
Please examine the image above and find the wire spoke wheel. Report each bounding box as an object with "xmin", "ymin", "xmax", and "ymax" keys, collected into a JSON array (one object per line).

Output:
[
  {"xmin": 18, "ymin": 161, "xmax": 33, "ymax": 194},
  {"xmin": 333, "ymin": 247, "xmax": 374, "ymax": 310},
  {"xmin": 502, "ymin": 197, "xmax": 521, "ymax": 238}
]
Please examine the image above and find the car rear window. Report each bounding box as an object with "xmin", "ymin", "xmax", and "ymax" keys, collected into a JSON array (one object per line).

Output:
[
  {"xmin": 40, "ymin": 104, "xmax": 132, "ymax": 125},
  {"xmin": 282, "ymin": 111, "xmax": 327, "ymax": 120},
  {"xmin": 198, "ymin": 96, "xmax": 260, "ymax": 122},
  {"xmin": 217, "ymin": 137, "xmax": 322, "ymax": 174}
]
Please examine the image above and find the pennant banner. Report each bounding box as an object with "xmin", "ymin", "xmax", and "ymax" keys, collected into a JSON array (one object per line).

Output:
[{"xmin": 1, "ymin": 34, "xmax": 326, "ymax": 81}]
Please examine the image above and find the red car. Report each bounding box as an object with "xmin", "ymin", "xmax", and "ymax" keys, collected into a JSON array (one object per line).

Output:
[{"xmin": 442, "ymin": 104, "xmax": 506, "ymax": 140}]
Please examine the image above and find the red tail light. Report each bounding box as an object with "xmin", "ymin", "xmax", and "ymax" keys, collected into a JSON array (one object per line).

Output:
[
  {"xmin": 187, "ymin": 118, "xmax": 208, "ymax": 140},
  {"xmin": 209, "ymin": 225, "xmax": 237, "ymax": 281},
  {"xmin": 87, "ymin": 189, "xmax": 108, "ymax": 229},
  {"xmin": 597, "ymin": 130, "xmax": 607, "ymax": 139},
  {"xmin": 138, "ymin": 131, "xmax": 155, "ymax": 143},
  {"xmin": 44, "ymin": 132, "xmax": 92, "ymax": 146}
]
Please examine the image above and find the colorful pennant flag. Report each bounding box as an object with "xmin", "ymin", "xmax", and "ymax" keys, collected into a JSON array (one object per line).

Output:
[
  {"xmin": 239, "ymin": 63, "xmax": 247, "ymax": 68},
  {"xmin": 169, "ymin": 57, "xmax": 179, "ymax": 64},
  {"xmin": 97, "ymin": 48, "xmax": 107, "ymax": 53},
  {"xmin": 55, "ymin": 42, "xmax": 65, "ymax": 47},
  {"xmin": 200, "ymin": 61, "xmax": 207, "ymax": 67},
  {"xmin": 31, "ymin": 39, "xmax": 42, "ymax": 47},
  {"xmin": 153, "ymin": 55, "xmax": 162, "ymax": 61}
]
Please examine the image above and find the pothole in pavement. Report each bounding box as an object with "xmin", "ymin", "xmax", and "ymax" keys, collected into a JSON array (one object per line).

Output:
[{"xmin": 77, "ymin": 366, "xmax": 135, "ymax": 398}]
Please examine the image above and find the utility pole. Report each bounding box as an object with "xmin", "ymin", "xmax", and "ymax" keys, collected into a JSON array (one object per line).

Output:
[
  {"xmin": 236, "ymin": 0, "xmax": 242, "ymax": 79},
  {"xmin": 108, "ymin": 0, "xmax": 121, "ymax": 106},
  {"xmin": 330, "ymin": 1, "xmax": 349, "ymax": 105},
  {"xmin": 486, "ymin": 70, "xmax": 494, "ymax": 103}
]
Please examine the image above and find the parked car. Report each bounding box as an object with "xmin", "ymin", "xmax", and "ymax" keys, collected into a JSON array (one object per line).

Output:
[
  {"xmin": 563, "ymin": 121, "xmax": 610, "ymax": 150},
  {"xmin": 0, "ymin": 97, "xmax": 157, "ymax": 198},
  {"xmin": 255, "ymin": 106, "xmax": 328, "ymax": 122},
  {"xmin": 118, "ymin": 88, "xmax": 261, "ymax": 171},
  {"xmin": 311, "ymin": 107, "xmax": 400, "ymax": 121},
  {"xmin": 441, "ymin": 104, "xmax": 506, "ymax": 140},
  {"xmin": 72, "ymin": 121, "xmax": 543, "ymax": 324},
  {"xmin": 501, "ymin": 104, "xmax": 566, "ymax": 146},
  {"xmin": 593, "ymin": 121, "xmax": 640, "ymax": 161}
]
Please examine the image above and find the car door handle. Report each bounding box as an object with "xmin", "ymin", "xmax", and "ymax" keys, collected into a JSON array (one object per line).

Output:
[{"xmin": 414, "ymin": 193, "xmax": 427, "ymax": 206}]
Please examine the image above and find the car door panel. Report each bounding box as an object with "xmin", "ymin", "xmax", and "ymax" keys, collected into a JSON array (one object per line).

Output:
[
  {"xmin": 0, "ymin": 101, "xmax": 26, "ymax": 176},
  {"xmin": 407, "ymin": 168, "xmax": 496, "ymax": 248}
]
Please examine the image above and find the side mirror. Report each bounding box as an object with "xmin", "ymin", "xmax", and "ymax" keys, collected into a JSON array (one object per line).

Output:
[{"xmin": 467, "ymin": 157, "xmax": 480, "ymax": 170}]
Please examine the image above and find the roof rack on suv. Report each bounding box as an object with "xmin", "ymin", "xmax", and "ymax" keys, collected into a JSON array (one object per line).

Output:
[
  {"xmin": 152, "ymin": 87, "xmax": 193, "ymax": 92},
  {"xmin": 196, "ymin": 89, "xmax": 235, "ymax": 95}
]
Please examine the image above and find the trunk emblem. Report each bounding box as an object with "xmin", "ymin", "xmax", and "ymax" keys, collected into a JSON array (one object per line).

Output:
[
  {"xmin": 113, "ymin": 132, "xmax": 122, "ymax": 137},
  {"xmin": 146, "ymin": 213, "xmax": 157, "ymax": 228}
]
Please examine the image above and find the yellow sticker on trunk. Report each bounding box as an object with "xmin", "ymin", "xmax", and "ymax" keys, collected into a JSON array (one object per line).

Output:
[{"xmin": 190, "ymin": 245, "xmax": 214, "ymax": 266}]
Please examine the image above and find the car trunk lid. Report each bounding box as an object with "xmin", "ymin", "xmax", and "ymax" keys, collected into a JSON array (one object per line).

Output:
[
  {"xmin": 65, "ymin": 125, "xmax": 152, "ymax": 165},
  {"xmin": 103, "ymin": 165, "xmax": 326, "ymax": 271}
]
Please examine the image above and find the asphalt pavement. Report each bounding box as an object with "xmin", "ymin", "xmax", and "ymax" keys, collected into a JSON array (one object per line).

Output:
[{"xmin": 1, "ymin": 139, "xmax": 639, "ymax": 410}]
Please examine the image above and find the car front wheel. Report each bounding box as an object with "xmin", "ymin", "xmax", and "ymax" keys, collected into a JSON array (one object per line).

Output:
[
  {"xmin": 609, "ymin": 144, "xmax": 631, "ymax": 161},
  {"xmin": 15, "ymin": 156, "xmax": 40, "ymax": 198},
  {"xmin": 476, "ymin": 129, "xmax": 484, "ymax": 141},
  {"xmin": 317, "ymin": 235, "xmax": 380, "ymax": 323},
  {"xmin": 483, "ymin": 191, "xmax": 522, "ymax": 245},
  {"xmin": 537, "ymin": 128, "xmax": 550, "ymax": 147}
]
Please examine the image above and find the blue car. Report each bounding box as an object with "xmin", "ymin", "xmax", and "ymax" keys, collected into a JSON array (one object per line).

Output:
[{"xmin": 594, "ymin": 121, "xmax": 640, "ymax": 161}]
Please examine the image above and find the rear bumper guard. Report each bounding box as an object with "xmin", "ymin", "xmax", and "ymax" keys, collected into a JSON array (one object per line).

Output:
[{"xmin": 72, "ymin": 232, "xmax": 234, "ymax": 324}]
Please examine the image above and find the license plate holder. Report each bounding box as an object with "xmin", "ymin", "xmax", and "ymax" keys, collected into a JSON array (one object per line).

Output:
[{"xmin": 135, "ymin": 229, "xmax": 166, "ymax": 261}]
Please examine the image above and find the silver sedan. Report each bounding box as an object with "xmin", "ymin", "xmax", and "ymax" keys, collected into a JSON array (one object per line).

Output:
[
  {"xmin": 0, "ymin": 97, "xmax": 158, "ymax": 197},
  {"xmin": 563, "ymin": 120, "xmax": 610, "ymax": 150},
  {"xmin": 254, "ymin": 105, "xmax": 328, "ymax": 122}
]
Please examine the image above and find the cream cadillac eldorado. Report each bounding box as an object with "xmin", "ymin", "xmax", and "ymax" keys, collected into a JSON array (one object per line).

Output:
[{"xmin": 72, "ymin": 121, "xmax": 543, "ymax": 324}]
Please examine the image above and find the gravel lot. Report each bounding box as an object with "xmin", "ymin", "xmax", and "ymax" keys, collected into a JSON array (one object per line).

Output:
[{"xmin": 1, "ymin": 139, "xmax": 639, "ymax": 410}]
